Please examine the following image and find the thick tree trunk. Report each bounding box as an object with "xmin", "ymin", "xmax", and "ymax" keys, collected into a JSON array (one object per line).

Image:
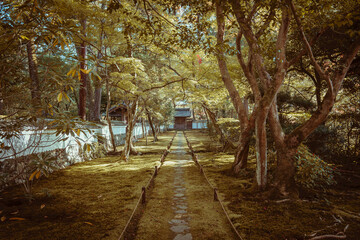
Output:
[
  {"xmin": 26, "ymin": 37, "xmax": 41, "ymax": 109},
  {"xmin": 147, "ymin": 109, "xmax": 158, "ymax": 142},
  {"xmin": 78, "ymin": 19, "xmax": 87, "ymax": 120},
  {"xmin": 273, "ymin": 147, "xmax": 297, "ymax": 197}
]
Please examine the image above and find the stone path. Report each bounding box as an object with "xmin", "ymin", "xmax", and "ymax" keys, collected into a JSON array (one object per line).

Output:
[
  {"xmin": 135, "ymin": 131, "xmax": 234, "ymax": 239},
  {"xmin": 169, "ymin": 132, "xmax": 192, "ymax": 240}
]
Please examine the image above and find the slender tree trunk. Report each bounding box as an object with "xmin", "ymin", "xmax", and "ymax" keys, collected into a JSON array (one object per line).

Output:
[
  {"xmin": 215, "ymin": 0, "xmax": 252, "ymax": 172},
  {"xmin": 93, "ymin": 87, "xmax": 102, "ymax": 121},
  {"xmin": 93, "ymin": 15, "xmax": 105, "ymax": 122},
  {"xmin": 86, "ymin": 77, "xmax": 94, "ymax": 120},
  {"xmin": 120, "ymin": 100, "xmax": 139, "ymax": 161},
  {"xmin": 147, "ymin": 109, "xmax": 158, "ymax": 142},
  {"xmin": 203, "ymin": 104, "xmax": 225, "ymax": 143},
  {"xmin": 26, "ymin": 37, "xmax": 41, "ymax": 109},
  {"xmin": 203, "ymin": 104, "xmax": 236, "ymax": 151},
  {"xmin": 78, "ymin": 19, "xmax": 87, "ymax": 120},
  {"xmin": 105, "ymin": 77, "xmax": 116, "ymax": 152},
  {"xmin": 122, "ymin": 119, "xmax": 136, "ymax": 161},
  {"xmin": 255, "ymin": 109, "xmax": 268, "ymax": 190},
  {"xmin": 141, "ymin": 117, "xmax": 145, "ymax": 138}
]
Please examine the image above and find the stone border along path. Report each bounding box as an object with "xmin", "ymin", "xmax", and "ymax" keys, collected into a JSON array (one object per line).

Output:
[{"xmin": 135, "ymin": 131, "xmax": 235, "ymax": 240}]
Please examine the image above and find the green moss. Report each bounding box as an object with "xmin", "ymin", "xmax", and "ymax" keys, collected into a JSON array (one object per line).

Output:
[
  {"xmin": 0, "ymin": 132, "xmax": 175, "ymax": 240},
  {"xmin": 184, "ymin": 130, "xmax": 360, "ymax": 240}
]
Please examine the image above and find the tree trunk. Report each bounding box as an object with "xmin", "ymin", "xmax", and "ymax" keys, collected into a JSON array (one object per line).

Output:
[
  {"xmin": 255, "ymin": 109, "xmax": 268, "ymax": 190},
  {"xmin": 86, "ymin": 76, "xmax": 94, "ymax": 120},
  {"xmin": 233, "ymin": 136, "xmax": 250, "ymax": 172},
  {"xmin": 215, "ymin": 0, "xmax": 252, "ymax": 173},
  {"xmin": 105, "ymin": 77, "xmax": 116, "ymax": 152},
  {"xmin": 120, "ymin": 100, "xmax": 139, "ymax": 161},
  {"xmin": 121, "ymin": 119, "xmax": 135, "ymax": 161},
  {"xmin": 141, "ymin": 117, "xmax": 145, "ymax": 138},
  {"xmin": 203, "ymin": 104, "xmax": 225, "ymax": 143},
  {"xmin": 147, "ymin": 109, "xmax": 158, "ymax": 142},
  {"xmin": 273, "ymin": 147, "xmax": 297, "ymax": 197},
  {"xmin": 26, "ymin": 37, "xmax": 41, "ymax": 109},
  {"xmin": 93, "ymin": 87, "xmax": 102, "ymax": 121},
  {"xmin": 78, "ymin": 19, "xmax": 87, "ymax": 120}
]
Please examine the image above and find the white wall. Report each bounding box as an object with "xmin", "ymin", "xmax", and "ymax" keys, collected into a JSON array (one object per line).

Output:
[
  {"xmin": 0, "ymin": 122, "xmax": 162, "ymax": 163},
  {"xmin": 192, "ymin": 120, "xmax": 207, "ymax": 129}
]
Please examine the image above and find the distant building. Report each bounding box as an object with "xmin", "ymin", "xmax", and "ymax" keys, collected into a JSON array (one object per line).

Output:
[
  {"xmin": 108, "ymin": 104, "xmax": 127, "ymax": 122},
  {"xmin": 174, "ymin": 108, "xmax": 192, "ymax": 130}
]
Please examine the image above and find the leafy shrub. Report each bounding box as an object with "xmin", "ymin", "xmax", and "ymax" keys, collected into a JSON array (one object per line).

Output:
[
  {"xmin": 0, "ymin": 150, "xmax": 65, "ymax": 194},
  {"xmin": 295, "ymin": 144, "xmax": 336, "ymax": 189},
  {"xmin": 89, "ymin": 142, "xmax": 107, "ymax": 159},
  {"xmin": 217, "ymin": 118, "xmax": 240, "ymax": 142}
]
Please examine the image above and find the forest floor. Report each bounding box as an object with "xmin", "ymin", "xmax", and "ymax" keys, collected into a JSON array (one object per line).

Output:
[{"xmin": 1, "ymin": 130, "xmax": 359, "ymax": 240}]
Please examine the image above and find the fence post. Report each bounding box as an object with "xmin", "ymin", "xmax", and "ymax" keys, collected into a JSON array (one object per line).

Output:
[
  {"xmin": 142, "ymin": 187, "xmax": 146, "ymax": 204},
  {"xmin": 214, "ymin": 188, "xmax": 219, "ymax": 201}
]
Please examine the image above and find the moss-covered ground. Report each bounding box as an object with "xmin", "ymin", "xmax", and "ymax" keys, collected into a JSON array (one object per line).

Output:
[
  {"xmin": 1, "ymin": 130, "xmax": 359, "ymax": 239},
  {"xmin": 185, "ymin": 130, "xmax": 360, "ymax": 240},
  {"xmin": 0, "ymin": 132, "xmax": 175, "ymax": 240}
]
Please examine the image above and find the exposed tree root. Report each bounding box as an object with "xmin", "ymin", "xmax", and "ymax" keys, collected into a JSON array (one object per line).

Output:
[{"xmin": 309, "ymin": 234, "xmax": 346, "ymax": 240}]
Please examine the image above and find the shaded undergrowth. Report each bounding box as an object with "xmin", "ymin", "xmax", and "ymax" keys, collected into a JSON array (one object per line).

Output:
[
  {"xmin": 0, "ymin": 131, "xmax": 175, "ymax": 240},
  {"xmin": 185, "ymin": 130, "xmax": 360, "ymax": 240}
]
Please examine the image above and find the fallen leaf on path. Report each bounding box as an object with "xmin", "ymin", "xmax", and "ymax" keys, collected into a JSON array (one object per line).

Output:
[
  {"xmin": 84, "ymin": 222, "xmax": 93, "ymax": 226},
  {"xmin": 10, "ymin": 210, "xmax": 19, "ymax": 215},
  {"xmin": 9, "ymin": 217, "xmax": 25, "ymax": 221},
  {"xmin": 40, "ymin": 204, "xmax": 45, "ymax": 209},
  {"xmin": 1, "ymin": 216, "xmax": 6, "ymax": 222}
]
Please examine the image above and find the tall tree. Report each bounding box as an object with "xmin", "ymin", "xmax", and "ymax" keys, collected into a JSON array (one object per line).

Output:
[
  {"xmin": 26, "ymin": 37, "xmax": 42, "ymax": 109},
  {"xmin": 78, "ymin": 18, "xmax": 88, "ymax": 120}
]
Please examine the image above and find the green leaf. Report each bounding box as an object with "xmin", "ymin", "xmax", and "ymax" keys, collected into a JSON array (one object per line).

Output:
[
  {"xmin": 57, "ymin": 92, "xmax": 63, "ymax": 102},
  {"xmin": 80, "ymin": 69, "xmax": 92, "ymax": 74},
  {"xmin": 29, "ymin": 170, "xmax": 38, "ymax": 181}
]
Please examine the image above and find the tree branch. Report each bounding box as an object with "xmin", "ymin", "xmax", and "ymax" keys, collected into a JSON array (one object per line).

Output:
[
  {"xmin": 255, "ymin": 4, "xmax": 276, "ymax": 39},
  {"xmin": 143, "ymin": 0, "xmax": 177, "ymax": 28},
  {"xmin": 288, "ymin": 0, "xmax": 333, "ymax": 95},
  {"xmin": 143, "ymin": 78, "xmax": 186, "ymax": 92},
  {"xmin": 287, "ymin": 29, "xmax": 325, "ymax": 67},
  {"xmin": 236, "ymin": 31, "xmax": 261, "ymax": 101}
]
